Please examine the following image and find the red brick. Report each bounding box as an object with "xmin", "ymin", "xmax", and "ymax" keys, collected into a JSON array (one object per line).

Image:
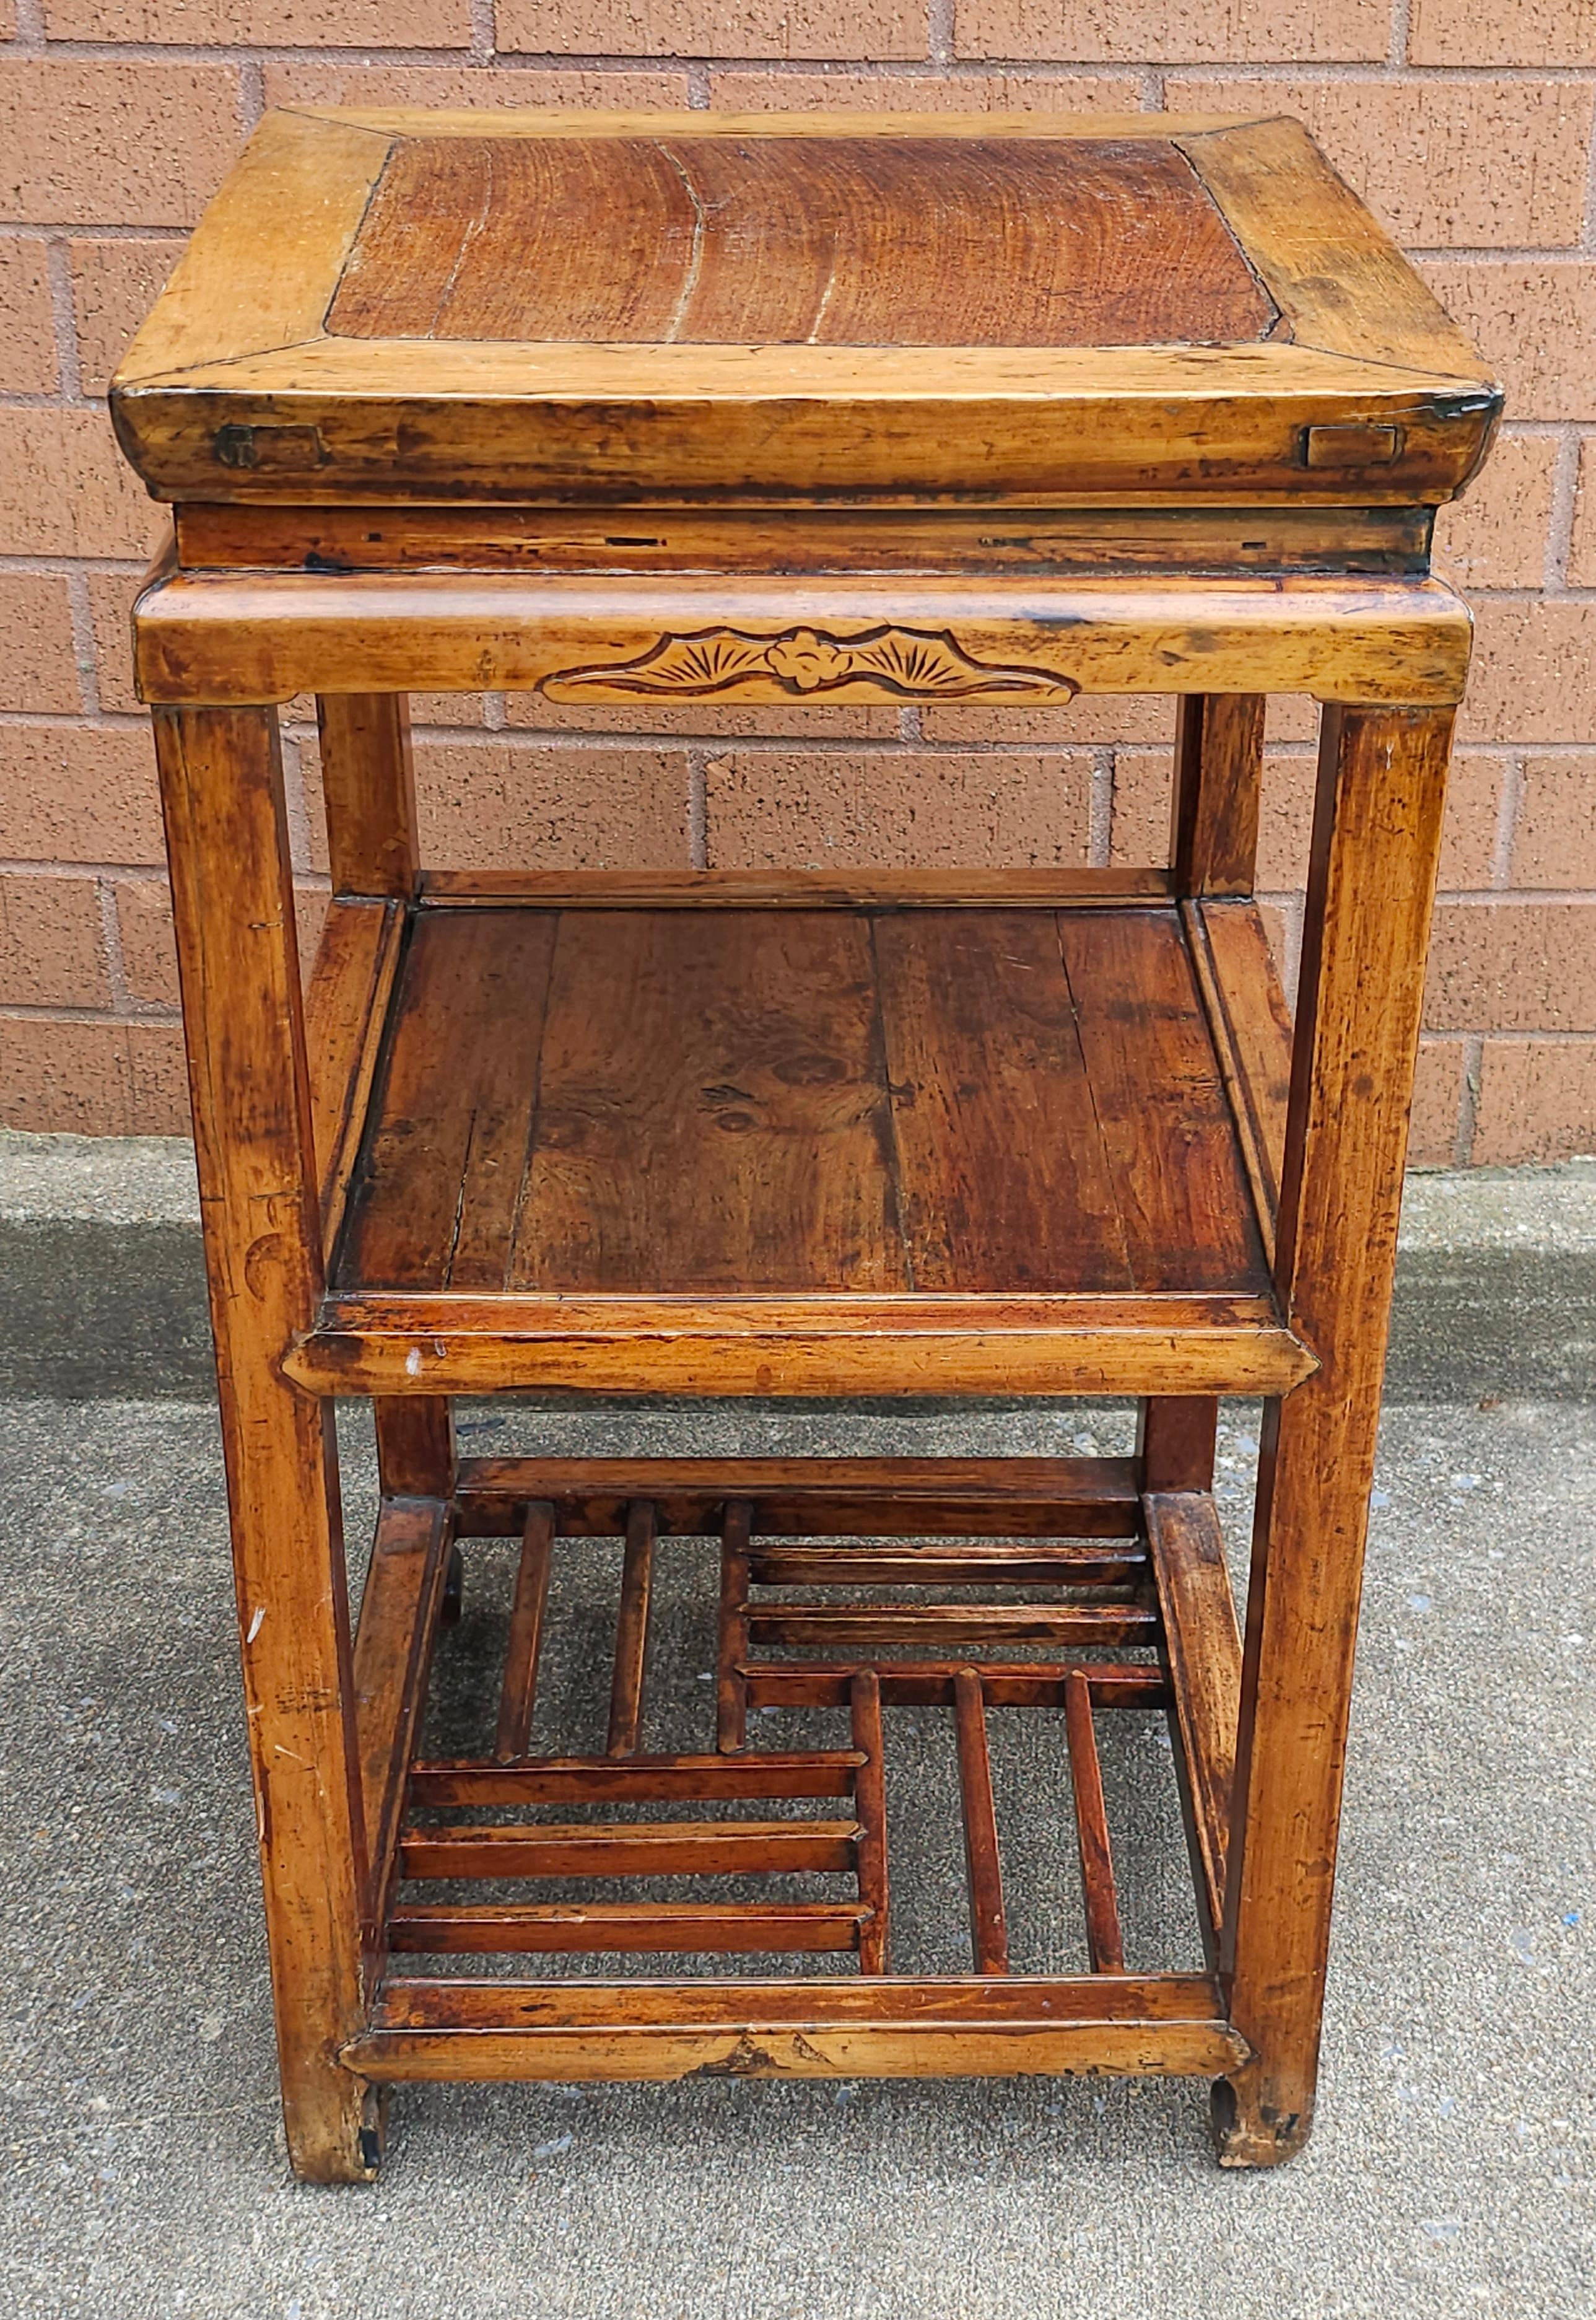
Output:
[
  {"xmin": 0, "ymin": 575, "xmax": 82, "ymax": 714},
  {"xmin": 498, "ymin": 0, "xmax": 923, "ymax": 59},
  {"xmin": 413, "ymin": 742, "xmax": 691, "ymax": 871},
  {"xmin": 1566, "ymin": 439, "xmax": 1596, "ymax": 589},
  {"xmin": 1473, "ymin": 1040, "xmax": 1596, "ymax": 1164},
  {"xmin": 1418, "ymin": 262, "xmax": 1596, "ymax": 424},
  {"xmin": 113, "ymin": 877, "xmax": 178, "ymax": 1005},
  {"xmin": 1410, "ymin": 0, "xmax": 1596, "ymax": 68},
  {"xmin": 1512, "ymin": 756, "xmax": 1596, "ymax": 891},
  {"xmin": 69, "ymin": 236, "xmax": 185, "ymax": 397},
  {"xmin": 85, "ymin": 571, "xmax": 142, "ymax": 718},
  {"xmin": 0, "ymin": 873, "xmax": 108, "ymax": 1006},
  {"xmin": 261, "ymin": 64, "xmax": 691, "ymax": 108},
  {"xmin": 1424, "ymin": 901, "xmax": 1596, "ymax": 1033},
  {"xmin": 504, "ymin": 695, "xmax": 900, "ymax": 739},
  {"xmin": 1436, "ymin": 754, "xmax": 1506, "ymax": 892},
  {"xmin": 1109, "ymin": 747, "xmax": 1169, "ymax": 869},
  {"xmin": 705, "ymin": 747, "xmax": 1091, "ymax": 865},
  {"xmin": 0, "ymin": 1015, "xmax": 186, "ymax": 1134},
  {"xmin": 1432, "ymin": 434, "xmax": 1557, "ymax": 593},
  {"xmin": 1407, "ymin": 1038, "xmax": 1467, "ymax": 1168},
  {"xmin": 1163, "ymin": 78, "xmax": 1592, "ymax": 248},
  {"xmin": 1458, "ymin": 601, "xmax": 1596, "ymax": 748},
  {"xmin": 0, "ymin": 61, "xmax": 245, "ymax": 229},
  {"xmin": 0, "ymin": 235, "xmax": 59, "ymax": 392},
  {"xmin": 50, "ymin": 0, "xmax": 466, "ymax": 37},
  {"xmin": 0, "ymin": 722, "xmax": 164, "ymax": 865},
  {"xmin": 954, "ymin": 0, "xmax": 1386, "ymax": 62},
  {"xmin": 921, "ymin": 697, "xmax": 1174, "ymax": 745},
  {"xmin": 710, "ymin": 69, "xmax": 1142, "ymax": 108},
  {"xmin": 0, "ymin": 410, "xmax": 164, "ymax": 559}
]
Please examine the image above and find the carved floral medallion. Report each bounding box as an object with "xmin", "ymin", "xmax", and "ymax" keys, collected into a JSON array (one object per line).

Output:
[{"xmin": 543, "ymin": 624, "xmax": 1078, "ymax": 702}]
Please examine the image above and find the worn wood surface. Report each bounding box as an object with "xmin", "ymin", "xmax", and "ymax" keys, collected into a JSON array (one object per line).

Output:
[
  {"xmin": 111, "ymin": 108, "xmax": 1496, "ymax": 507},
  {"xmin": 352, "ymin": 1495, "xmax": 453, "ymax": 1940},
  {"xmin": 154, "ymin": 703, "xmax": 374, "ymax": 2182},
  {"xmin": 338, "ymin": 903, "xmax": 1270, "ymax": 1303},
  {"xmin": 449, "ymin": 1453, "xmax": 1143, "ymax": 1539},
  {"xmin": 606, "ymin": 1500, "xmax": 656, "ymax": 1758},
  {"xmin": 1218, "ymin": 704, "xmax": 1458, "ymax": 2167},
  {"xmin": 133, "ymin": 569, "xmax": 1475, "ymax": 707},
  {"xmin": 492, "ymin": 1500, "xmax": 554, "ymax": 1763},
  {"xmin": 172, "ymin": 501, "xmax": 1434, "ymax": 580},
  {"xmin": 1145, "ymin": 1490, "xmax": 1242, "ymax": 1955},
  {"xmin": 954, "ymin": 1673, "xmax": 1009, "ymax": 1976},
  {"xmin": 329, "ymin": 133, "xmax": 1278, "ymax": 351},
  {"xmin": 1171, "ymin": 693, "xmax": 1265, "ymax": 896},
  {"xmin": 346, "ymin": 1971, "xmax": 1249, "ymax": 2082}
]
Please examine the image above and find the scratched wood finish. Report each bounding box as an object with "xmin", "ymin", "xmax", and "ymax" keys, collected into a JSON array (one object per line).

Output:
[
  {"xmin": 1218, "ymin": 704, "xmax": 1459, "ymax": 2168},
  {"xmin": 337, "ymin": 902, "xmax": 1274, "ymax": 1306},
  {"xmin": 153, "ymin": 704, "xmax": 375, "ymax": 2182},
  {"xmin": 111, "ymin": 110, "xmax": 1498, "ymax": 507},
  {"xmin": 329, "ymin": 135, "xmax": 1278, "ymax": 351}
]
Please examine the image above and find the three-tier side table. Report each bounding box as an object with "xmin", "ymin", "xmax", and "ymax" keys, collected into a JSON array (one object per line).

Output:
[{"xmin": 110, "ymin": 107, "xmax": 1499, "ymax": 2181}]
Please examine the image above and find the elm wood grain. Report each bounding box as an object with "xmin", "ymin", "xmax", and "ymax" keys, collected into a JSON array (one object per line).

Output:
[
  {"xmin": 1145, "ymin": 1490, "xmax": 1243, "ymax": 1957},
  {"xmin": 1176, "ymin": 118, "xmax": 1489, "ymax": 387},
  {"xmin": 397, "ymin": 1820, "xmax": 861, "ymax": 1880},
  {"xmin": 493, "ymin": 1500, "xmax": 555, "ymax": 1763},
  {"xmin": 505, "ymin": 909, "xmax": 899, "ymax": 1297},
  {"xmin": 449, "ymin": 1452, "xmax": 1143, "ymax": 1539},
  {"xmin": 1218, "ymin": 704, "xmax": 1458, "ymax": 2170},
  {"xmin": 330, "ymin": 135, "xmax": 1278, "ymax": 352},
  {"xmin": 745, "ymin": 1545, "xmax": 1146, "ymax": 1586},
  {"xmin": 152, "ymin": 703, "xmax": 373, "ymax": 2184},
  {"xmin": 716, "ymin": 1500, "xmax": 752, "ymax": 1754},
  {"xmin": 1191, "ymin": 898, "xmax": 1296, "ymax": 1232},
  {"xmin": 606, "ymin": 1500, "xmax": 656, "ymax": 1758},
  {"xmin": 314, "ymin": 693, "xmax": 419, "ymax": 902},
  {"xmin": 338, "ymin": 907, "xmax": 557, "ymax": 1294},
  {"xmin": 742, "ymin": 1663, "xmax": 1169, "ymax": 1712},
  {"xmin": 131, "ymin": 570, "xmax": 1476, "ymax": 710},
  {"xmin": 408, "ymin": 1751, "xmax": 866, "ymax": 1809},
  {"xmin": 173, "ymin": 501, "xmax": 1434, "ymax": 581},
  {"xmin": 953, "ymin": 1673, "xmax": 1009, "ymax": 1975},
  {"xmin": 746, "ymin": 1603, "xmax": 1157, "ymax": 1650},
  {"xmin": 1056, "ymin": 908, "xmax": 1265, "ymax": 1293},
  {"xmin": 387, "ymin": 1902, "xmax": 872, "ymax": 1956},
  {"xmin": 872, "ymin": 911, "xmax": 1130, "ymax": 1295},
  {"xmin": 421, "ymin": 869, "xmax": 1174, "ymax": 909},
  {"xmin": 334, "ymin": 899, "xmax": 1283, "ymax": 1307},
  {"xmin": 352, "ymin": 1496, "xmax": 453, "ymax": 1940},
  {"xmin": 346, "ymin": 1970, "xmax": 1249, "ymax": 2083},
  {"xmin": 1171, "ymin": 694, "xmax": 1265, "ymax": 898},
  {"xmin": 850, "ymin": 1672, "xmax": 891, "ymax": 1977},
  {"xmin": 288, "ymin": 1291, "xmax": 1316, "ymax": 1401},
  {"xmin": 1063, "ymin": 1672, "xmax": 1125, "ymax": 1974},
  {"xmin": 302, "ymin": 895, "xmax": 402, "ymax": 1248}
]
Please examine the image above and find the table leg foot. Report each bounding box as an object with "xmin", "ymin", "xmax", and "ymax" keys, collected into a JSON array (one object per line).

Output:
[{"xmin": 1210, "ymin": 2070, "xmax": 1312, "ymax": 2169}]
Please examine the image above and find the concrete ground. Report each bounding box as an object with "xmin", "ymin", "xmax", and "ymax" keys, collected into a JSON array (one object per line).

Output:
[{"xmin": 1, "ymin": 1138, "xmax": 1592, "ymax": 2318}]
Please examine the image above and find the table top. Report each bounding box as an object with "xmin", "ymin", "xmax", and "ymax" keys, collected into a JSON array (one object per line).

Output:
[{"xmin": 111, "ymin": 108, "xmax": 1499, "ymax": 509}]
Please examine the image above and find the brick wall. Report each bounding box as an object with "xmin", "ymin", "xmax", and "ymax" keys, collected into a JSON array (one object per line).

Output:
[{"xmin": 1, "ymin": 6, "xmax": 1592, "ymax": 1161}]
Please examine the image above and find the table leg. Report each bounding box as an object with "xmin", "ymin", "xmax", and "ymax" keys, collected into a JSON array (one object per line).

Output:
[
  {"xmin": 154, "ymin": 703, "xmax": 378, "ymax": 2183},
  {"xmin": 1140, "ymin": 694, "xmax": 1268, "ymax": 1489},
  {"xmin": 315, "ymin": 694, "xmax": 458, "ymax": 1520},
  {"xmin": 1215, "ymin": 703, "xmax": 1456, "ymax": 2166}
]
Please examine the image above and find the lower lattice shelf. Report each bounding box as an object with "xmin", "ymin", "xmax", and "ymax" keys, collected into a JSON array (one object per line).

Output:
[{"xmin": 350, "ymin": 1453, "xmax": 1245, "ymax": 2077}]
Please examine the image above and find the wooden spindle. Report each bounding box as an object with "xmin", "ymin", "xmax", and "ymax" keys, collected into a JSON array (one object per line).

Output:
[
  {"xmin": 850, "ymin": 1668, "xmax": 890, "ymax": 1975},
  {"xmin": 1064, "ymin": 1670, "xmax": 1126, "ymax": 1973},
  {"xmin": 716, "ymin": 1498, "xmax": 752, "ymax": 1752},
  {"xmin": 953, "ymin": 1669, "xmax": 1008, "ymax": 1975},
  {"xmin": 606, "ymin": 1500, "xmax": 656, "ymax": 1758},
  {"xmin": 492, "ymin": 1500, "xmax": 554, "ymax": 1763}
]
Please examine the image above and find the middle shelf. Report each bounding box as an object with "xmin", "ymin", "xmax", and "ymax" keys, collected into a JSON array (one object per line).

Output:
[{"xmin": 292, "ymin": 870, "xmax": 1312, "ymax": 1400}]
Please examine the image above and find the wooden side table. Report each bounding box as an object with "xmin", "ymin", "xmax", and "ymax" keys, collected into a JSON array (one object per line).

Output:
[{"xmin": 111, "ymin": 107, "xmax": 1499, "ymax": 2182}]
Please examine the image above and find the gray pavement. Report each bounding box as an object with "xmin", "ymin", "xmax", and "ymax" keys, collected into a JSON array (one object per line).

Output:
[{"xmin": 2, "ymin": 1383, "xmax": 1592, "ymax": 2319}]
